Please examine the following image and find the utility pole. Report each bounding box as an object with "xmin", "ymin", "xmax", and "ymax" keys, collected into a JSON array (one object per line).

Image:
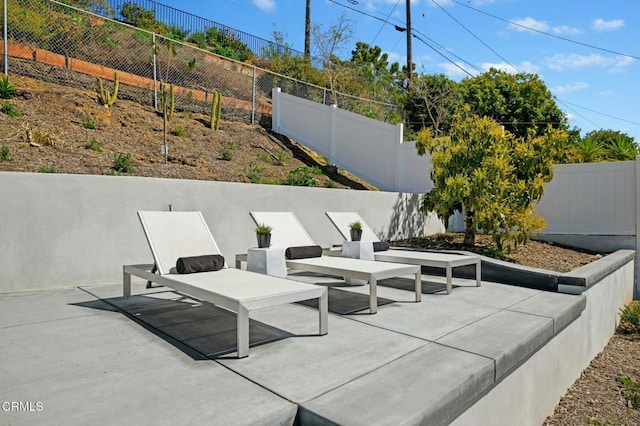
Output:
[
  {"xmin": 406, "ymin": 0, "xmax": 412, "ymax": 88},
  {"xmin": 304, "ymin": 0, "xmax": 311, "ymax": 62}
]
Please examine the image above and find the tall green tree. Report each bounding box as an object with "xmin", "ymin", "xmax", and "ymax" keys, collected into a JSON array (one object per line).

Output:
[
  {"xmin": 348, "ymin": 42, "xmax": 403, "ymax": 106},
  {"xmin": 417, "ymin": 109, "xmax": 568, "ymax": 250},
  {"xmin": 459, "ymin": 68, "xmax": 568, "ymax": 138}
]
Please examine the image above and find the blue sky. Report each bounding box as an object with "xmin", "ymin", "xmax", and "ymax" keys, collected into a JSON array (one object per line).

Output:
[{"xmin": 157, "ymin": 0, "xmax": 639, "ymax": 141}]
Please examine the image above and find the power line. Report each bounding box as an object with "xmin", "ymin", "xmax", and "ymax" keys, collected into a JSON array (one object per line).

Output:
[
  {"xmin": 411, "ymin": 32, "xmax": 475, "ymax": 77},
  {"xmin": 328, "ymin": 0, "xmax": 479, "ymax": 75},
  {"xmin": 412, "ymin": 28, "xmax": 481, "ymax": 73},
  {"xmin": 555, "ymin": 99, "xmax": 600, "ymax": 128},
  {"xmin": 448, "ymin": 0, "xmax": 640, "ymax": 60},
  {"xmin": 557, "ymin": 99, "xmax": 640, "ymax": 126},
  {"xmin": 429, "ymin": 0, "xmax": 519, "ymax": 73},
  {"xmin": 371, "ymin": 0, "xmax": 401, "ymax": 45},
  {"xmin": 326, "ymin": 0, "xmax": 640, "ymax": 129}
]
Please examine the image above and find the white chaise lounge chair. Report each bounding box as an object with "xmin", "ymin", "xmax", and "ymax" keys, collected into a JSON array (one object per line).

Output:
[
  {"xmin": 123, "ymin": 211, "xmax": 328, "ymax": 358},
  {"xmin": 325, "ymin": 212, "xmax": 482, "ymax": 294},
  {"xmin": 249, "ymin": 211, "xmax": 422, "ymax": 314}
]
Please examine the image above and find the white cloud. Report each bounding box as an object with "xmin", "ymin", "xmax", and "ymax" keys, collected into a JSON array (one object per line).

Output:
[
  {"xmin": 508, "ymin": 18, "xmax": 582, "ymax": 35},
  {"xmin": 599, "ymin": 90, "xmax": 614, "ymax": 96},
  {"xmin": 508, "ymin": 17, "xmax": 549, "ymax": 33},
  {"xmin": 438, "ymin": 62, "xmax": 473, "ymax": 79},
  {"xmin": 552, "ymin": 82, "xmax": 589, "ymax": 94},
  {"xmin": 592, "ymin": 18, "xmax": 624, "ymax": 32},
  {"xmin": 546, "ymin": 53, "xmax": 635, "ymax": 72},
  {"xmin": 252, "ymin": 0, "xmax": 275, "ymax": 12},
  {"xmin": 552, "ymin": 25, "xmax": 582, "ymax": 35},
  {"xmin": 478, "ymin": 61, "xmax": 540, "ymax": 74}
]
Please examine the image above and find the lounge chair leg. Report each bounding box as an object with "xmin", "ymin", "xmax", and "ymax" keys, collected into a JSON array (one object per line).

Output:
[
  {"xmin": 415, "ymin": 272, "xmax": 421, "ymax": 302},
  {"xmin": 476, "ymin": 260, "xmax": 482, "ymax": 287},
  {"xmin": 446, "ymin": 265, "xmax": 452, "ymax": 294},
  {"xmin": 319, "ymin": 290, "xmax": 328, "ymax": 335},
  {"xmin": 237, "ymin": 304, "xmax": 249, "ymax": 358},
  {"xmin": 369, "ymin": 278, "xmax": 377, "ymax": 314},
  {"xmin": 123, "ymin": 268, "xmax": 131, "ymax": 299}
]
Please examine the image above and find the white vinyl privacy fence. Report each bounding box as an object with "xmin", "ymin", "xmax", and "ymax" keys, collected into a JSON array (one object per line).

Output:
[
  {"xmin": 537, "ymin": 160, "xmax": 637, "ymax": 251},
  {"xmin": 272, "ymin": 88, "xmax": 431, "ymax": 194}
]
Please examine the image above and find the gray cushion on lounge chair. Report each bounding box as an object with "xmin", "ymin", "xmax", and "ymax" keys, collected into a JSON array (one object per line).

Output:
[
  {"xmin": 286, "ymin": 245, "xmax": 323, "ymax": 260},
  {"xmin": 373, "ymin": 241, "xmax": 390, "ymax": 252},
  {"xmin": 176, "ymin": 254, "xmax": 225, "ymax": 274}
]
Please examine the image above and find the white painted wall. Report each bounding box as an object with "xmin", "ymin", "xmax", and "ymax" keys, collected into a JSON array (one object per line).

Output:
[
  {"xmin": 0, "ymin": 172, "xmax": 445, "ymax": 293},
  {"xmin": 452, "ymin": 256, "xmax": 634, "ymax": 426}
]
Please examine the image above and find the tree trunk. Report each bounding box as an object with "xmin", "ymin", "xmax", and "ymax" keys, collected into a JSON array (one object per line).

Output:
[{"xmin": 463, "ymin": 208, "xmax": 475, "ymax": 246}]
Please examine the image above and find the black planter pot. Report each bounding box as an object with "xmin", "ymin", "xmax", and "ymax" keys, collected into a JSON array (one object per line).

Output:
[
  {"xmin": 257, "ymin": 233, "xmax": 271, "ymax": 248},
  {"xmin": 350, "ymin": 229, "xmax": 363, "ymax": 242}
]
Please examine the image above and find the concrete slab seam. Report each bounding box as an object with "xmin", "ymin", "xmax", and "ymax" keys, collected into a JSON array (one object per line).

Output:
[{"xmin": 299, "ymin": 342, "xmax": 432, "ymax": 405}]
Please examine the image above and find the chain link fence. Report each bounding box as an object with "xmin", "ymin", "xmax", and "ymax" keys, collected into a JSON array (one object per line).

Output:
[{"xmin": 0, "ymin": 0, "xmax": 400, "ymax": 127}]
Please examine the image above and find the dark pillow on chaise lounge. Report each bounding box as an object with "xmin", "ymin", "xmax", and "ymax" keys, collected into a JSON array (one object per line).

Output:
[
  {"xmin": 176, "ymin": 254, "xmax": 225, "ymax": 274},
  {"xmin": 285, "ymin": 245, "xmax": 323, "ymax": 260}
]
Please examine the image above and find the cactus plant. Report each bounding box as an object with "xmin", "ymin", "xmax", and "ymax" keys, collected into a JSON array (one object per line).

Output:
[
  {"xmin": 159, "ymin": 82, "xmax": 174, "ymax": 120},
  {"xmin": 210, "ymin": 90, "xmax": 221, "ymax": 131},
  {"xmin": 96, "ymin": 72, "xmax": 119, "ymax": 107}
]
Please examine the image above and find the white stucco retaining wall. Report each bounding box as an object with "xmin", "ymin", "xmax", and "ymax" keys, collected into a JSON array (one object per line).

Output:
[
  {"xmin": 0, "ymin": 172, "xmax": 444, "ymax": 293},
  {"xmin": 452, "ymin": 256, "xmax": 634, "ymax": 426}
]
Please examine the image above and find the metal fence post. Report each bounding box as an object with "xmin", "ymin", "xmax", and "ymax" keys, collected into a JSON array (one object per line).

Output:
[
  {"xmin": 251, "ymin": 66, "xmax": 256, "ymax": 125},
  {"xmin": 3, "ymin": 0, "xmax": 7, "ymax": 76},
  {"xmin": 635, "ymin": 155, "xmax": 640, "ymax": 299},
  {"xmin": 152, "ymin": 33, "xmax": 158, "ymax": 110}
]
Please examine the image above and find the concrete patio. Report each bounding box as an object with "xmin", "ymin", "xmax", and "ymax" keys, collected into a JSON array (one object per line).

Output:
[{"xmin": 2, "ymin": 264, "xmax": 623, "ymax": 426}]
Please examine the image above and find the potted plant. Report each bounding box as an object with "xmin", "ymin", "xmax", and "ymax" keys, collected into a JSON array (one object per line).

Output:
[
  {"xmin": 255, "ymin": 223, "xmax": 273, "ymax": 248},
  {"xmin": 348, "ymin": 221, "xmax": 363, "ymax": 241}
]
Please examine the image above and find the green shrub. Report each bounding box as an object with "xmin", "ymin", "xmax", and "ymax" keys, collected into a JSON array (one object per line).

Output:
[
  {"xmin": 0, "ymin": 145, "xmax": 12, "ymax": 162},
  {"xmin": 348, "ymin": 221, "xmax": 362, "ymax": 231},
  {"xmin": 187, "ymin": 31, "xmax": 207, "ymax": 49},
  {"xmin": 84, "ymin": 138, "xmax": 103, "ymax": 152},
  {"xmin": 255, "ymin": 223, "xmax": 272, "ymax": 234},
  {"xmin": 112, "ymin": 152, "xmax": 134, "ymax": 174},
  {"xmin": 324, "ymin": 180, "xmax": 337, "ymax": 188},
  {"xmin": 619, "ymin": 375, "xmax": 640, "ymax": 408},
  {"xmin": 1, "ymin": 101, "xmax": 19, "ymax": 117},
  {"xmin": 0, "ymin": 76, "xmax": 16, "ymax": 99},
  {"xmin": 37, "ymin": 166, "xmax": 56, "ymax": 173},
  {"xmin": 245, "ymin": 162, "xmax": 263, "ymax": 183},
  {"xmin": 285, "ymin": 166, "xmax": 322, "ymax": 186},
  {"xmin": 257, "ymin": 152, "xmax": 271, "ymax": 163},
  {"xmin": 221, "ymin": 142, "xmax": 235, "ymax": 161},
  {"xmin": 172, "ymin": 124, "xmax": 185, "ymax": 137},
  {"xmin": 192, "ymin": 150, "xmax": 204, "ymax": 159},
  {"xmin": 275, "ymin": 151, "xmax": 288, "ymax": 166},
  {"xmin": 618, "ymin": 301, "xmax": 640, "ymax": 334},
  {"xmin": 81, "ymin": 113, "xmax": 97, "ymax": 129}
]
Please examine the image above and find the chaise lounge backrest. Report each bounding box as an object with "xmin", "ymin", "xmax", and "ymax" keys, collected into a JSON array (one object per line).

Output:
[
  {"xmin": 325, "ymin": 212, "xmax": 381, "ymax": 243},
  {"xmin": 250, "ymin": 212, "xmax": 317, "ymax": 248},
  {"xmin": 138, "ymin": 211, "xmax": 225, "ymax": 275}
]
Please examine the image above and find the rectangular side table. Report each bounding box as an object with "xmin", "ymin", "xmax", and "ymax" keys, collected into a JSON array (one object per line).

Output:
[{"xmin": 247, "ymin": 247, "xmax": 287, "ymax": 278}]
